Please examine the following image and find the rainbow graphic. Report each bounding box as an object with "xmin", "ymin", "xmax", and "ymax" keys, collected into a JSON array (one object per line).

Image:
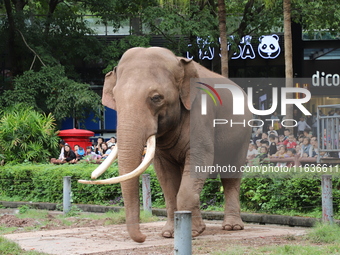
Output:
[{"xmin": 196, "ymin": 82, "xmax": 223, "ymax": 106}]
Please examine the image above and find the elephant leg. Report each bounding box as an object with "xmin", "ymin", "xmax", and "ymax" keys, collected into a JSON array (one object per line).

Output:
[
  {"xmin": 153, "ymin": 155, "xmax": 181, "ymax": 238},
  {"xmin": 177, "ymin": 168, "xmax": 206, "ymax": 237},
  {"xmin": 221, "ymin": 177, "xmax": 244, "ymax": 231}
]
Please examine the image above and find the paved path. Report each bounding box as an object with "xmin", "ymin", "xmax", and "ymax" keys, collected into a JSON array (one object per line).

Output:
[{"xmin": 4, "ymin": 221, "xmax": 307, "ymax": 255}]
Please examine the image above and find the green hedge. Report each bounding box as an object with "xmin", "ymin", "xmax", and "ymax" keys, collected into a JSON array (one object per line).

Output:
[
  {"xmin": 0, "ymin": 163, "xmax": 162, "ymax": 206},
  {"xmin": 0, "ymin": 163, "xmax": 339, "ymax": 214},
  {"xmin": 240, "ymin": 172, "xmax": 340, "ymax": 214}
]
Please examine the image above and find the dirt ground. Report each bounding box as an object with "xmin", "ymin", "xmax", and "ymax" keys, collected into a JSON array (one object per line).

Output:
[{"xmin": 1, "ymin": 212, "xmax": 309, "ymax": 255}]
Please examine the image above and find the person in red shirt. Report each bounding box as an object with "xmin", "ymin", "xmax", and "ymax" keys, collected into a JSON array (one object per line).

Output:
[{"xmin": 283, "ymin": 134, "xmax": 297, "ymax": 149}]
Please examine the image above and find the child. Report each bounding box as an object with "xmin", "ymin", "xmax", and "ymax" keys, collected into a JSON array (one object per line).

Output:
[
  {"xmin": 300, "ymin": 137, "xmax": 312, "ymax": 158},
  {"xmin": 283, "ymin": 134, "xmax": 297, "ymax": 149},
  {"xmin": 286, "ymin": 148, "xmax": 296, "ymax": 158},
  {"xmin": 295, "ymin": 144, "xmax": 301, "ymax": 157},
  {"xmin": 271, "ymin": 145, "xmax": 289, "ymax": 167},
  {"xmin": 297, "ymin": 135, "xmax": 305, "ymax": 145},
  {"xmin": 310, "ymin": 141, "xmax": 319, "ymax": 158},
  {"xmin": 271, "ymin": 145, "xmax": 289, "ymax": 159},
  {"xmin": 277, "ymin": 135, "xmax": 285, "ymax": 147},
  {"xmin": 247, "ymin": 143, "xmax": 259, "ymax": 165},
  {"xmin": 251, "ymin": 146, "xmax": 268, "ymax": 166},
  {"xmin": 282, "ymin": 129, "xmax": 290, "ymax": 142},
  {"xmin": 286, "ymin": 148, "xmax": 296, "ymax": 167},
  {"xmin": 255, "ymin": 146, "xmax": 269, "ymax": 165},
  {"xmin": 303, "ymin": 129, "xmax": 312, "ymax": 138},
  {"xmin": 297, "ymin": 117, "xmax": 311, "ymax": 136},
  {"xmin": 267, "ymin": 125, "xmax": 278, "ymax": 137},
  {"xmin": 268, "ymin": 135, "xmax": 277, "ymax": 157},
  {"xmin": 247, "ymin": 143, "xmax": 258, "ymax": 159}
]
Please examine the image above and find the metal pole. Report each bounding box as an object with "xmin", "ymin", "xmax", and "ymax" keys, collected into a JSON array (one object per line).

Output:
[
  {"xmin": 63, "ymin": 176, "xmax": 71, "ymax": 214},
  {"xmin": 174, "ymin": 211, "xmax": 192, "ymax": 255},
  {"xmin": 142, "ymin": 174, "xmax": 152, "ymax": 213},
  {"xmin": 321, "ymin": 175, "xmax": 334, "ymax": 223}
]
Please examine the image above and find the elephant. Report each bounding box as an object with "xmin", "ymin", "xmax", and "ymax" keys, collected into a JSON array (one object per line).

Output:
[{"xmin": 79, "ymin": 47, "xmax": 252, "ymax": 243}]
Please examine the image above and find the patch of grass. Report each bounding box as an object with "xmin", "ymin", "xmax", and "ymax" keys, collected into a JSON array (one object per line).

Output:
[
  {"xmin": 214, "ymin": 243, "xmax": 340, "ymax": 255},
  {"xmin": 0, "ymin": 225, "xmax": 18, "ymax": 235},
  {"xmin": 306, "ymin": 222, "xmax": 340, "ymax": 243},
  {"xmin": 213, "ymin": 223, "xmax": 340, "ymax": 255},
  {"xmin": 73, "ymin": 209, "xmax": 160, "ymax": 225},
  {"xmin": 17, "ymin": 209, "xmax": 48, "ymax": 219},
  {"xmin": 18, "ymin": 205, "xmax": 31, "ymax": 214},
  {"xmin": 140, "ymin": 210, "xmax": 161, "ymax": 223},
  {"xmin": 75, "ymin": 210, "xmax": 119, "ymax": 221},
  {"xmin": 100, "ymin": 210, "xmax": 125, "ymax": 225},
  {"xmin": 58, "ymin": 218, "xmax": 74, "ymax": 226},
  {"xmin": 258, "ymin": 244, "xmax": 340, "ymax": 255},
  {"xmin": 0, "ymin": 236, "xmax": 49, "ymax": 255},
  {"xmin": 240, "ymin": 207, "xmax": 340, "ymax": 220}
]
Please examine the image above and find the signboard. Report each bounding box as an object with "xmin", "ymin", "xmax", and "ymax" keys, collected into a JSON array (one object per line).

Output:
[{"xmin": 186, "ymin": 34, "xmax": 282, "ymax": 61}]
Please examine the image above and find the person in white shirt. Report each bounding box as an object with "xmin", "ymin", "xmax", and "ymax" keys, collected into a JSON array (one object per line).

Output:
[
  {"xmin": 50, "ymin": 139, "xmax": 66, "ymax": 164},
  {"xmin": 247, "ymin": 143, "xmax": 259, "ymax": 160},
  {"xmin": 296, "ymin": 117, "xmax": 311, "ymax": 136}
]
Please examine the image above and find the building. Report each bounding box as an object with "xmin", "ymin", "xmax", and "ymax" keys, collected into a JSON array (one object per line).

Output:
[{"xmin": 61, "ymin": 22, "xmax": 340, "ymax": 137}]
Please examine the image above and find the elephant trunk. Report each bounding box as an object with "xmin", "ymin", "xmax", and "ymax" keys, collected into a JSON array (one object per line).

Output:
[{"xmin": 116, "ymin": 122, "xmax": 149, "ymax": 243}]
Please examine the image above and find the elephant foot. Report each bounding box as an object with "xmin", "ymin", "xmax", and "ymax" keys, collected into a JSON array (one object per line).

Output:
[
  {"xmin": 222, "ymin": 216, "xmax": 244, "ymax": 231},
  {"xmin": 161, "ymin": 217, "xmax": 206, "ymax": 238},
  {"xmin": 192, "ymin": 216, "xmax": 206, "ymax": 237},
  {"xmin": 162, "ymin": 220, "xmax": 174, "ymax": 238},
  {"xmin": 162, "ymin": 230, "xmax": 173, "ymax": 238}
]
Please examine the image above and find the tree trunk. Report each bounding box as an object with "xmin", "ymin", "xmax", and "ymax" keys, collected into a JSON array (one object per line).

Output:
[
  {"xmin": 218, "ymin": 0, "xmax": 228, "ymax": 77},
  {"xmin": 4, "ymin": 0, "xmax": 27, "ymax": 76},
  {"xmin": 44, "ymin": 0, "xmax": 60, "ymax": 37},
  {"xmin": 283, "ymin": 0, "xmax": 294, "ymax": 129},
  {"xmin": 4, "ymin": 0, "xmax": 17, "ymax": 76}
]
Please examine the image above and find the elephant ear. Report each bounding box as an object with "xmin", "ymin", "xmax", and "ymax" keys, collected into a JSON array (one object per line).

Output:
[
  {"xmin": 178, "ymin": 57, "xmax": 199, "ymax": 110},
  {"xmin": 102, "ymin": 67, "xmax": 117, "ymax": 110}
]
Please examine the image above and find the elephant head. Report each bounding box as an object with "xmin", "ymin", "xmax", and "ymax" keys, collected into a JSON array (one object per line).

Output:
[{"xmin": 79, "ymin": 47, "xmax": 198, "ymax": 242}]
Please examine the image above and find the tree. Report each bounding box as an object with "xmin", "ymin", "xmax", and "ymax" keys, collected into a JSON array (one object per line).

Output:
[
  {"xmin": 0, "ymin": 65, "xmax": 103, "ymax": 127},
  {"xmin": 283, "ymin": 0, "xmax": 293, "ymax": 127},
  {"xmin": 218, "ymin": 0, "xmax": 228, "ymax": 77},
  {"xmin": 147, "ymin": 0, "xmax": 281, "ymax": 73}
]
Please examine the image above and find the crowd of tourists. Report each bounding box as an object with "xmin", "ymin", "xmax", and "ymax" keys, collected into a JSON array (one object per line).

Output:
[
  {"xmin": 247, "ymin": 109, "xmax": 340, "ymax": 167},
  {"xmin": 50, "ymin": 137, "xmax": 116, "ymax": 164}
]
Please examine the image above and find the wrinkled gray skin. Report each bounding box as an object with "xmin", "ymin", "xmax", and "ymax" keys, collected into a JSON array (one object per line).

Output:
[{"xmin": 103, "ymin": 47, "xmax": 251, "ymax": 243}]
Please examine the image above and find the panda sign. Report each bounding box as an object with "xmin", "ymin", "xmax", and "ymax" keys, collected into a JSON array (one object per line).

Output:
[
  {"xmin": 258, "ymin": 34, "xmax": 281, "ymax": 59},
  {"xmin": 186, "ymin": 34, "xmax": 282, "ymax": 60}
]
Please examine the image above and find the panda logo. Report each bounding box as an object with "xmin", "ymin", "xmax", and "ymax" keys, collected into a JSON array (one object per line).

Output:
[{"xmin": 258, "ymin": 34, "xmax": 281, "ymax": 59}]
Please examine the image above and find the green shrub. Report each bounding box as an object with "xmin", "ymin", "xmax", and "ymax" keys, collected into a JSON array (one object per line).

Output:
[
  {"xmin": 0, "ymin": 163, "xmax": 339, "ymax": 216},
  {"xmin": 0, "ymin": 104, "xmax": 59, "ymax": 164},
  {"xmin": 0, "ymin": 163, "xmax": 160, "ymax": 206},
  {"xmin": 240, "ymin": 172, "xmax": 340, "ymax": 214}
]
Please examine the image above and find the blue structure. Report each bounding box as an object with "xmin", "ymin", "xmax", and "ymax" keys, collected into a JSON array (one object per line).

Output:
[{"xmin": 61, "ymin": 106, "xmax": 117, "ymax": 137}]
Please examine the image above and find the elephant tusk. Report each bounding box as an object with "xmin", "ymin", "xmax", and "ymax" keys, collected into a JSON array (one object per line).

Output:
[
  {"xmin": 91, "ymin": 143, "xmax": 118, "ymax": 179},
  {"xmin": 78, "ymin": 135, "xmax": 155, "ymax": 185}
]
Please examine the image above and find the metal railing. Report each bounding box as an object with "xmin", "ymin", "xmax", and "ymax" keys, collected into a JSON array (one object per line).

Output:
[{"xmin": 317, "ymin": 104, "xmax": 340, "ymax": 163}]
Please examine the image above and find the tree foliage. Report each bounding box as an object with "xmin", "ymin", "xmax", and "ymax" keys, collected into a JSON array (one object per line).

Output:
[
  {"xmin": 103, "ymin": 35, "xmax": 152, "ymax": 73},
  {"xmin": 0, "ymin": 65, "xmax": 103, "ymax": 125},
  {"xmin": 1, "ymin": 0, "xmax": 340, "ymax": 125}
]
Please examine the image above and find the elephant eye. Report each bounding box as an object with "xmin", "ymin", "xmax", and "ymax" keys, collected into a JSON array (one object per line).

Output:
[{"xmin": 151, "ymin": 94, "xmax": 164, "ymax": 103}]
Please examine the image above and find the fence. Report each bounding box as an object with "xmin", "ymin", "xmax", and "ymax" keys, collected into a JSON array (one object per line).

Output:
[
  {"xmin": 317, "ymin": 104, "xmax": 340, "ymax": 164},
  {"xmin": 54, "ymin": 174, "xmax": 334, "ymax": 222}
]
